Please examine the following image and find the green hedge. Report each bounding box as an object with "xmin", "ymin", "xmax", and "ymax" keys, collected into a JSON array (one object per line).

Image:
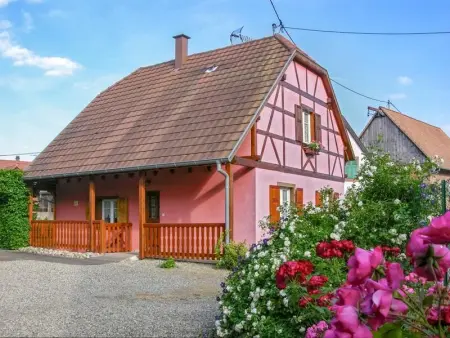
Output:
[{"xmin": 0, "ymin": 169, "xmax": 30, "ymax": 249}]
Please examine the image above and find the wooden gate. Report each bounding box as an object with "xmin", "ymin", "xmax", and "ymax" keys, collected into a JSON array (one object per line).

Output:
[{"xmin": 143, "ymin": 223, "xmax": 225, "ymax": 260}]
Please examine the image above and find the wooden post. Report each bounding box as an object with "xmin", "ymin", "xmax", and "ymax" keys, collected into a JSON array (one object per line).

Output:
[
  {"xmin": 89, "ymin": 177, "xmax": 96, "ymax": 252},
  {"xmin": 225, "ymin": 163, "xmax": 234, "ymax": 241},
  {"xmin": 100, "ymin": 220, "xmax": 106, "ymax": 253},
  {"xmin": 138, "ymin": 172, "xmax": 146, "ymax": 259},
  {"xmin": 251, "ymin": 125, "xmax": 257, "ymax": 159}
]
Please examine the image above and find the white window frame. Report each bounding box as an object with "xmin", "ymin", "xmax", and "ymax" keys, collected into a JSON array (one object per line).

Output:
[
  {"xmin": 279, "ymin": 187, "xmax": 292, "ymax": 218},
  {"xmin": 102, "ymin": 199, "xmax": 118, "ymax": 223},
  {"xmin": 303, "ymin": 111, "xmax": 311, "ymax": 144}
]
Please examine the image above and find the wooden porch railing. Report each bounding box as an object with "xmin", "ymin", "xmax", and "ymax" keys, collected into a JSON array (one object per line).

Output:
[
  {"xmin": 143, "ymin": 223, "xmax": 225, "ymax": 260},
  {"xmin": 30, "ymin": 220, "xmax": 132, "ymax": 253}
]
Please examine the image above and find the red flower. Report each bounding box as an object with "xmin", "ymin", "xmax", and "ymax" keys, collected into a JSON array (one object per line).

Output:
[
  {"xmin": 308, "ymin": 275, "xmax": 328, "ymax": 288},
  {"xmin": 298, "ymin": 296, "xmax": 313, "ymax": 307},
  {"xmin": 317, "ymin": 293, "xmax": 334, "ymax": 307},
  {"xmin": 316, "ymin": 240, "xmax": 355, "ymax": 259},
  {"xmin": 275, "ymin": 260, "xmax": 314, "ymax": 289},
  {"xmin": 381, "ymin": 246, "xmax": 401, "ymax": 257}
]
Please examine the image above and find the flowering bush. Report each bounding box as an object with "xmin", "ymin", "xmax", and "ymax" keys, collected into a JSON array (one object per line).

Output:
[
  {"xmin": 315, "ymin": 211, "xmax": 450, "ymax": 337},
  {"xmin": 215, "ymin": 152, "xmax": 445, "ymax": 337},
  {"xmin": 306, "ymin": 140, "xmax": 323, "ymax": 152}
]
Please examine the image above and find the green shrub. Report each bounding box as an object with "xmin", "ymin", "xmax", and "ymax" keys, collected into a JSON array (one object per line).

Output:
[
  {"xmin": 215, "ymin": 233, "xmax": 247, "ymax": 270},
  {"xmin": 0, "ymin": 169, "xmax": 30, "ymax": 249},
  {"xmin": 215, "ymin": 152, "xmax": 443, "ymax": 337},
  {"xmin": 159, "ymin": 257, "xmax": 176, "ymax": 269}
]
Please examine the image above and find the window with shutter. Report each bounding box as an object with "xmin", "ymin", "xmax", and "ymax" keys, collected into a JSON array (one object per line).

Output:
[
  {"xmin": 345, "ymin": 160, "xmax": 358, "ymax": 179},
  {"xmin": 303, "ymin": 111, "xmax": 312, "ymax": 144},
  {"xmin": 269, "ymin": 185, "xmax": 281, "ymax": 222}
]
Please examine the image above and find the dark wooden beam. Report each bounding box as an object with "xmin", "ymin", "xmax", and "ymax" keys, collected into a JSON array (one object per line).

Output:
[
  {"xmin": 280, "ymin": 81, "xmax": 328, "ymax": 108},
  {"xmin": 234, "ymin": 156, "xmax": 344, "ymax": 183},
  {"xmin": 251, "ymin": 125, "xmax": 257, "ymax": 158}
]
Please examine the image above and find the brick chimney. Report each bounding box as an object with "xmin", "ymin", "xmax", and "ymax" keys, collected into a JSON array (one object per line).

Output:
[{"xmin": 173, "ymin": 34, "xmax": 190, "ymax": 69}]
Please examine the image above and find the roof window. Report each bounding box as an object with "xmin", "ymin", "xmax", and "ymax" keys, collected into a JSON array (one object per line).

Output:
[{"xmin": 205, "ymin": 65, "xmax": 218, "ymax": 73}]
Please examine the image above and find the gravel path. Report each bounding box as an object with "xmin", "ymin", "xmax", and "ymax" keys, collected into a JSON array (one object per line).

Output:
[{"xmin": 0, "ymin": 257, "xmax": 227, "ymax": 337}]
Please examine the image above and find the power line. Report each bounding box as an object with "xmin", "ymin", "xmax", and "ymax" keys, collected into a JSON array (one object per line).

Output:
[
  {"xmin": 330, "ymin": 79, "xmax": 387, "ymax": 103},
  {"xmin": 0, "ymin": 152, "xmax": 39, "ymax": 157},
  {"xmin": 284, "ymin": 26, "xmax": 450, "ymax": 36},
  {"xmin": 268, "ymin": 0, "xmax": 389, "ymax": 104}
]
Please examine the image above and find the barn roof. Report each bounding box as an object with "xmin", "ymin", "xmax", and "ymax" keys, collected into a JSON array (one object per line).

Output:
[{"xmin": 380, "ymin": 107, "xmax": 450, "ymax": 170}]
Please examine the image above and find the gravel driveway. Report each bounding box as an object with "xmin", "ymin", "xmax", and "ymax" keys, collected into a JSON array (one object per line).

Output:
[{"xmin": 0, "ymin": 254, "xmax": 227, "ymax": 337}]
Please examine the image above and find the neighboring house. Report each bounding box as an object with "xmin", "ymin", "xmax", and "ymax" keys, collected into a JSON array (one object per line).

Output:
[
  {"xmin": 343, "ymin": 117, "xmax": 367, "ymax": 193},
  {"xmin": 361, "ymin": 106, "xmax": 450, "ymax": 179},
  {"xmin": 0, "ymin": 158, "xmax": 30, "ymax": 170},
  {"xmin": 24, "ymin": 34, "xmax": 353, "ymax": 259}
]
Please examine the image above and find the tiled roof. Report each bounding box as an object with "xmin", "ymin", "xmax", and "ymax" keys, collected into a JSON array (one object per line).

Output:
[
  {"xmin": 380, "ymin": 107, "xmax": 450, "ymax": 170},
  {"xmin": 25, "ymin": 35, "xmax": 293, "ymax": 179},
  {"xmin": 0, "ymin": 160, "xmax": 30, "ymax": 170}
]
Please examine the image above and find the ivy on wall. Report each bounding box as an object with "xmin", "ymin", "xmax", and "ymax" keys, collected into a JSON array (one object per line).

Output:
[{"xmin": 0, "ymin": 169, "xmax": 30, "ymax": 249}]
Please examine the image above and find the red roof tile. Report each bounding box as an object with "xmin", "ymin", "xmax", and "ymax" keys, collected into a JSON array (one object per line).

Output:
[{"xmin": 0, "ymin": 160, "xmax": 30, "ymax": 170}]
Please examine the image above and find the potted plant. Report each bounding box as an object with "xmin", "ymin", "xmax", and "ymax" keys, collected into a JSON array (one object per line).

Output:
[{"xmin": 303, "ymin": 140, "xmax": 323, "ymax": 155}]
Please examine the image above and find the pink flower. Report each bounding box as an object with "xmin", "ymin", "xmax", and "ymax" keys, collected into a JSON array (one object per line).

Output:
[
  {"xmin": 407, "ymin": 228, "xmax": 450, "ymax": 281},
  {"xmin": 347, "ymin": 247, "xmax": 384, "ymax": 285},
  {"xmin": 420, "ymin": 211, "xmax": 450, "ymax": 244},
  {"xmin": 335, "ymin": 287, "xmax": 362, "ymax": 307},
  {"xmin": 306, "ymin": 321, "xmax": 329, "ymax": 338},
  {"xmin": 324, "ymin": 306, "xmax": 372, "ymax": 338}
]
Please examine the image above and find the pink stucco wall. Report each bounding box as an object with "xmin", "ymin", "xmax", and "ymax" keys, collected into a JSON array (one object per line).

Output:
[
  {"xmin": 257, "ymin": 60, "xmax": 345, "ymax": 178},
  {"xmin": 55, "ymin": 165, "xmax": 256, "ymax": 250}
]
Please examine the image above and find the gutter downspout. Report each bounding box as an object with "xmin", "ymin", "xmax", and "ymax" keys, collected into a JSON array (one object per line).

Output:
[{"xmin": 216, "ymin": 161, "xmax": 230, "ymax": 244}]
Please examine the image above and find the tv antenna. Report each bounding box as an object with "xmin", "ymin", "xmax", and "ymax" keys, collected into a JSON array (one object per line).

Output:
[{"xmin": 230, "ymin": 26, "xmax": 252, "ymax": 44}]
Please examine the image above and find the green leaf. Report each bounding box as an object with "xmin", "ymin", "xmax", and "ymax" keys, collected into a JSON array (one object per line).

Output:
[
  {"xmin": 422, "ymin": 295, "xmax": 434, "ymax": 308},
  {"xmin": 373, "ymin": 323, "xmax": 403, "ymax": 338}
]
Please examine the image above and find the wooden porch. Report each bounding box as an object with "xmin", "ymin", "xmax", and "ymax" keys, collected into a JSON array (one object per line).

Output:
[
  {"xmin": 28, "ymin": 165, "xmax": 232, "ymax": 260},
  {"xmin": 29, "ymin": 220, "xmax": 132, "ymax": 253}
]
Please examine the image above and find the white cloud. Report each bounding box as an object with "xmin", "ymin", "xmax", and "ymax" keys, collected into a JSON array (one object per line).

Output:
[
  {"xmin": 388, "ymin": 93, "xmax": 407, "ymax": 100},
  {"xmin": 0, "ymin": 20, "xmax": 12, "ymax": 30},
  {"xmin": 0, "ymin": 0, "xmax": 14, "ymax": 7},
  {"xmin": 397, "ymin": 76, "xmax": 413, "ymax": 86},
  {"xmin": 22, "ymin": 11, "xmax": 34, "ymax": 32},
  {"xmin": 0, "ymin": 31, "xmax": 82, "ymax": 76}
]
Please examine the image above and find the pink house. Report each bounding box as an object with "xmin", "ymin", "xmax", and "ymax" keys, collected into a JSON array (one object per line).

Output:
[{"xmin": 24, "ymin": 34, "xmax": 353, "ymax": 259}]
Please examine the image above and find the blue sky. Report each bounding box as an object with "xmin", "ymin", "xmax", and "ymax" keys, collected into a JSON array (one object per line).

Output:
[{"xmin": 1, "ymin": 0, "xmax": 450, "ymax": 161}]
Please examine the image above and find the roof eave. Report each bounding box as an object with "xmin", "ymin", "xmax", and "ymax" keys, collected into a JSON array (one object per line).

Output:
[{"xmin": 23, "ymin": 157, "xmax": 229, "ymax": 181}]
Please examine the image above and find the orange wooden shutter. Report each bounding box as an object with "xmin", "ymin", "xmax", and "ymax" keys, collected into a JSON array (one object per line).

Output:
[
  {"xmin": 315, "ymin": 114, "xmax": 322, "ymax": 142},
  {"xmin": 333, "ymin": 192, "xmax": 340, "ymax": 201},
  {"xmin": 295, "ymin": 188, "xmax": 304, "ymax": 212},
  {"xmin": 295, "ymin": 106, "xmax": 303, "ymax": 142},
  {"xmin": 310, "ymin": 112, "xmax": 316, "ymax": 141},
  {"xmin": 269, "ymin": 185, "xmax": 281, "ymax": 222},
  {"xmin": 117, "ymin": 198, "xmax": 129, "ymax": 223},
  {"xmin": 315, "ymin": 191, "xmax": 322, "ymax": 207}
]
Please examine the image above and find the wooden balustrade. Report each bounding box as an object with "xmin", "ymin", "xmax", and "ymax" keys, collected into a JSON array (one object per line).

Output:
[
  {"xmin": 143, "ymin": 223, "xmax": 225, "ymax": 260},
  {"xmin": 30, "ymin": 220, "xmax": 132, "ymax": 253}
]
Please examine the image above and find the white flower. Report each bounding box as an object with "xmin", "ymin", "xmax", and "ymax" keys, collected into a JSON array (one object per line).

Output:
[
  {"xmin": 234, "ymin": 323, "xmax": 244, "ymax": 332},
  {"xmin": 358, "ymin": 201, "xmax": 363, "ymax": 207},
  {"xmin": 394, "ymin": 199, "xmax": 401, "ymax": 205},
  {"xmin": 358, "ymin": 176, "xmax": 363, "ymax": 180},
  {"xmin": 226, "ymin": 285, "xmax": 233, "ymax": 292},
  {"xmin": 284, "ymin": 239, "xmax": 290, "ymax": 247},
  {"xmin": 299, "ymin": 327, "xmax": 306, "ymax": 333},
  {"xmin": 215, "ymin": 320, "xmax": 221, "ymax": 328},
  {"xmin": 283, "ymin": 297, "xmax": 289, "ymax": 307},
  {"xmin": 254, "ymin": 264, "xmax": 260, "ymax": 271},
  {"xmin": 254, "ymin": 272, "xmax": 259, "ymax": 278},
  {"xmin": 387, "ymin": 162, "xmax": 394, "ymax": 167},
  {"xmin": 398, "ymin": 253, "xmax": 407, "ymax": 261},
  {"xmin": 280, "ymin": 290, "xmax": 286, "ymax": 297},
  {"xmin": 251, "ymin": 307, "xmax": 257, "ymax": 314},
  {"xmin": 330, "ymin": 233, "xmax": 340, "ymax": 240},
  {"xmin": 280, "ymin": 233, "xmax": 285, "ymax": 239},
  {"xmin": 245, "ymin": 252, "xmax": 250, "ymax": 258},
  {"xmin": 246, "ymin": 314, "xmax": 252, "ymax": 320},
  {"xmin": 370, "ymin": 165, "xmax": 377, "ymax": 171},
  {"xmin": 389, "ymin": 228, "xmax": 397, "ymax": 235},
  {"xmin": 304, "ymin": 251, "xmax": 311, "ymax": 258},
  {"xmin": 399, "ymin": 234, "xmax": 407, "ymax": 241},
  {"xmin": 288, "ymin": 225, "xmax": 295, "ymax": 233}
]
